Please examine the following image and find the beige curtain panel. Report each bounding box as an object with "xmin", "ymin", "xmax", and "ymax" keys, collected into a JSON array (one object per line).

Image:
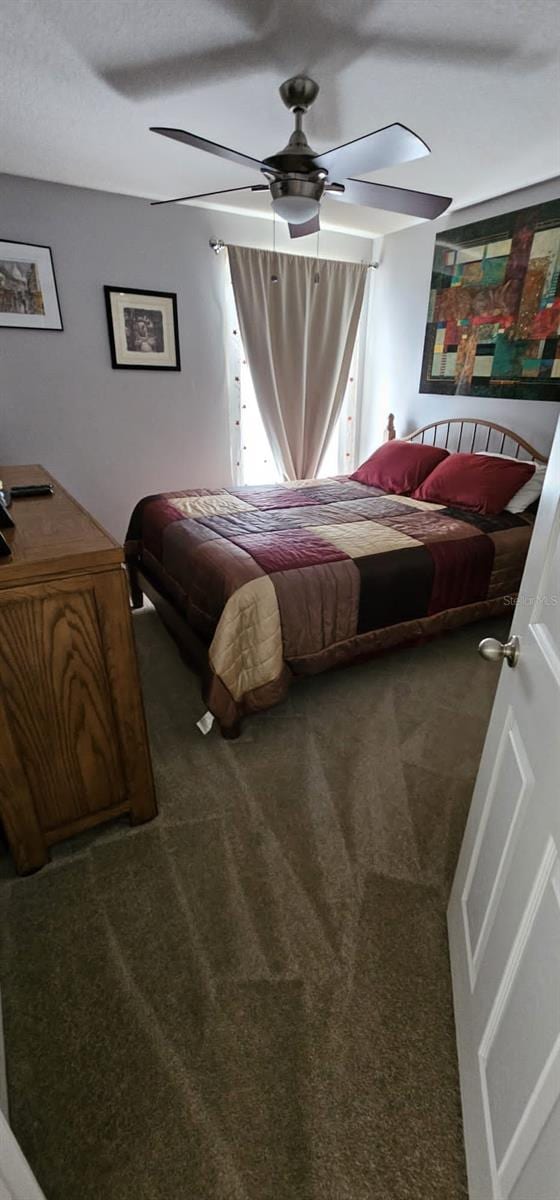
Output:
[{"xmin": 228, "ymin": 245, "xmax": 367, "ymax": 480}]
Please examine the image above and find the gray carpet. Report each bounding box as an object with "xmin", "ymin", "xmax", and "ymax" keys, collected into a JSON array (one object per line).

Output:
[{"xmin": 0, "ymin": 607, "xmax": 508, "ymax": 1200}]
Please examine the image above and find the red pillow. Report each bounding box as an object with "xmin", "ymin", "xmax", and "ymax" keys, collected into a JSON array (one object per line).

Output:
[
  {"xmin": 350, "ymin": 440, "xmax": 449, "ymax": 494},
  {"xmin": 412, "ymin": 452, "xmax": 535, "ymax": 514}
]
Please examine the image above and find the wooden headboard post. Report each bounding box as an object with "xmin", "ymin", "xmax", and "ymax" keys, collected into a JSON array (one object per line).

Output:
[
  {"xmin": 383, "ymin": 413, "xmax": 396, "ymax": 442},
  {"xmin": 402, "ymin": 418, "xmax": 548, "ymax": 464}
]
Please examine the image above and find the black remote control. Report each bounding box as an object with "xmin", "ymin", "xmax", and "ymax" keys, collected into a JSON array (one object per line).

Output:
[{"xmin": 10, "ymin": 484, "xmax": 54, "ymax": 498}]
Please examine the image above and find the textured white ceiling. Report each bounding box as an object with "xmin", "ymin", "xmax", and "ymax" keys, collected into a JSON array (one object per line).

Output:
[{"xmin": 0, "ymin": 0, "xmax": 559, "ymax": 237}]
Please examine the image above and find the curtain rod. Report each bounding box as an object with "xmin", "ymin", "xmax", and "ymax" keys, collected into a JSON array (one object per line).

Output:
[{"xmin": 209, "ymin": 238, "xmax": 379, "ymax": 267}]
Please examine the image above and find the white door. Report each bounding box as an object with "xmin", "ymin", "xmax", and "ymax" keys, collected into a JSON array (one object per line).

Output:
[
  {"xmin": 0, "ymin": 1109, "xmax": 46, "ymax": 1200},
  {"xmin": 0, "ymin": 990, "xmax": 45, "ymax": 1200},
  {"xmin": 448, "ymin": 416, "xmax": 560, "ymax": 1200}
]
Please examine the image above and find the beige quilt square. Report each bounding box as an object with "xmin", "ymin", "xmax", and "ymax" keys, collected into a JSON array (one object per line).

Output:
[
  {"xmin": 389, "ymin": 495, "xmax": 445, "ymax": 512},
  {"xmin": 170, "ymin": 492, "xmax": 256, "ymax": 518},
  {"xmin": 309, "ymin": 520, "xmax": 419, "ymax": 558},
  {"xmin": 209, "ymin": 575, "xmax": 283, "ymax": 700},
  {"xmin": 280, "ymin": 477, "xmax": 336, "ymax": 489}
]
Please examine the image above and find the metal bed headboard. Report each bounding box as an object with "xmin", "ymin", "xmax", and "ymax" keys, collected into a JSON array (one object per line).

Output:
[{"xmin": 402, "ymin": 418, "xmax": 548, "ymax": 464}]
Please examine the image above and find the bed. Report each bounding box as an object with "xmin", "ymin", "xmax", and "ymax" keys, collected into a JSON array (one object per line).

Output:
[{"xmin": 125, "ymin": 418, "xmax": 547, "ymax": 737}]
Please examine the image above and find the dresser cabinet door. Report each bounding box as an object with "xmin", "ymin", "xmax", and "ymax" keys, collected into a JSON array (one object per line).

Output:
[{"xmin": 0, "ymin": 574, "xmax": 128, "ymax": 863}]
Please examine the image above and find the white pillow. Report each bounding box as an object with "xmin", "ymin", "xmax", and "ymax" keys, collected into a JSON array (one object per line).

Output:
[{"xmin": 475, "ymin": 452, "xmax": 546, "ymax": 513}]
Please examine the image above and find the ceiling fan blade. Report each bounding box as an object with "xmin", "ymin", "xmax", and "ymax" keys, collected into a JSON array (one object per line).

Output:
[
  {"xmin": 288, "ymin": 215, "xmax": 321, "ymax": 239},
  {"xmin": 313, "ymin": 123, "xmax": 430, "ymax": 181},
  {"xmin": 102, "ymin": 37, "xmax": 268, "ymax": 99},
  {"xmin": 329, "ymin": 178, "xmax": 451, "ymax": 220},
  {"xmin": 371, "ymin": 31, "xmax": 528, "ymax": 66},
  {"xmin": 151, "ymin": 184, "xmax": 268, "ymax": 207},
  {"xmin": 150, "ymin": 127, "xmax": 267, "ymax": 173}
]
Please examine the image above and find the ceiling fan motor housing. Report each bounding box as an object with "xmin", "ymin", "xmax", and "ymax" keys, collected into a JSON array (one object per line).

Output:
[
  {"xmin": 262, "ymin": 116, "xmax": 323, "ymax": 177},
  {"xmin": 270, "ymin": 175, "xmax": 325, "ymax": 208}
]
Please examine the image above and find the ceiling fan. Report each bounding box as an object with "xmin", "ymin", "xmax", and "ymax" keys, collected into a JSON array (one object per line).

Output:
[{"xmin": 150, "ymin": 75, "xmax": 451, "ymax": 237}]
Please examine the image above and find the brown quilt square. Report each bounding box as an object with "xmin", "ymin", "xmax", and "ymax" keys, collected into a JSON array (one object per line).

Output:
[
  {"xmin": 271, "ymin": 559, "xmax": 360, "ymax": 657},
  {"xmin": 369, "ymin": 509, "xmax": 481, "ymax": 543},
  {"xmin": 357, "ymin": 545, "xmax": 435, "ymax": 631}
]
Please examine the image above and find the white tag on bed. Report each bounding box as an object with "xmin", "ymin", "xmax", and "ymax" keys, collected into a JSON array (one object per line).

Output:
[{"xmin": 196, "ymin": 710, "xmax": 215, "ymax": 735}]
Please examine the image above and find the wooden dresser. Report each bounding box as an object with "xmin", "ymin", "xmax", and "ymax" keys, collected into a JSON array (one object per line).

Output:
[{"xmin": 0, "ymin": 465, "xmax": 157, "ymax": 873}]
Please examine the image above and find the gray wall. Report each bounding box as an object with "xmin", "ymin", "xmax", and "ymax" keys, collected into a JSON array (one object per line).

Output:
[
  {"xmin": 360, "ymin": 176, "xmax": 560, "ymax": 459},
  {"xmin": 0, "ymin": 173, "xmax": 373, "ymax": 538}
]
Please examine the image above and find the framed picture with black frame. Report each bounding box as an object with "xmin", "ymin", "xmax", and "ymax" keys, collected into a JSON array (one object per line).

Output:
[
  {"xmin": 104, "ymin": 285, "xmax": 181, "ymax": 370},
  {"xmin": 0, "ymin": 240, "xmax": 63, "ymax": 330}
]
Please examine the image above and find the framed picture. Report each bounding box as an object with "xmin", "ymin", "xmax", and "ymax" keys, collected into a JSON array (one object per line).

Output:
[
  {"xmin": 104, "ymin": 286, "xmax": 181, "ymax": 370},
  {"xmin": 419, "ymin": 197, "xmax": 560, "ymax": 401},
  {"xmin": 0, "ymin": 241, "xmax": 63, "ymax": 330}
]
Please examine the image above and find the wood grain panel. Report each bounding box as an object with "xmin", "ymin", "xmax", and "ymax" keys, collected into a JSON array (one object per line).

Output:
[
  {"xmin": 0, "ymin": 690, "xmax": 47, "ymax": 872},
  {"xmin": 93, "ymin": 568, "xmax": 156, "ymax": 824},
  {"xmin": 0, "ymin": 579, "xmax": 126, "ymax": 830}
]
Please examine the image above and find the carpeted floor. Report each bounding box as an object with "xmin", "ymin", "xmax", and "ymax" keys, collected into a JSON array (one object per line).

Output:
[{"xmin": 0, "ymin": 607, "xmax": 509, "ymax": 1200}]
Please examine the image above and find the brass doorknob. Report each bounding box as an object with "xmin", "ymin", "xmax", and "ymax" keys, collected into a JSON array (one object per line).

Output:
[{"xmin": 478, "ymin": 635, "xmax": 520, "ymax": 668}]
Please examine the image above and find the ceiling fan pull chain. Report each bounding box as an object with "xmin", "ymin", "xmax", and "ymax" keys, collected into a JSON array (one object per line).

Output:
[
  {"xmin": 314, "ymin": 227, "xmax": 320, "ymax": 283},
  {"xmin": 270, "ymin": 211, "xmax": 279, "ymax": 284}
]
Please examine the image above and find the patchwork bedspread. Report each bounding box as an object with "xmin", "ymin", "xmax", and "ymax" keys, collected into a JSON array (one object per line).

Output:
[{"xmin": 126, "ymin": 477, "xmax": 533, "ymax": 726}]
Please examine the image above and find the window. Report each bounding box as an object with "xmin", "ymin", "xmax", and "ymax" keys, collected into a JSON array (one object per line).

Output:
[
  {"xmin": 225, "ymin": 262, "xmax": 365, "ymax": 485},
  {"xmin": 238, "ymin": 355, "xmax": 280, "ymax": 485}
]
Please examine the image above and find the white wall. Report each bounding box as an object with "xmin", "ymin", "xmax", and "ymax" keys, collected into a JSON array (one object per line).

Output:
[
  {"xmin": 0, "ymin": 173, "xmax": 373, "ymax": 538},
  {"xmin": 360, "ymin": 176, "xmax": 560, "ymax": 459}
]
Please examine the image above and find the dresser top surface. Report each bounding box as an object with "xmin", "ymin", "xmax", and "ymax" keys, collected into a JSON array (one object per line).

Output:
[{"xmin": 0, "ymin": 465, "xmax": 122, "ymax": 586}]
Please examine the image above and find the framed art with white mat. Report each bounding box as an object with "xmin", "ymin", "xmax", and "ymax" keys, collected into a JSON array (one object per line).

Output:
[
  {"xmin": 104, "ymin": 285, "xmax": 180, "ymax": 370},
  {"xmin": 0, "ymin": 240, "xmax": 63, "ymax": 330}
]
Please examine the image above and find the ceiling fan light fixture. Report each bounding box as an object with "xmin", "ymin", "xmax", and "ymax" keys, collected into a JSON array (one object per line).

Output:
[
  {"xmin": 271, "ymin": 194, "xmax": 320, "ymax": 224},
  {"xmin": 269, "ymin": 176, "xmax": 324, "ymax": 225}
]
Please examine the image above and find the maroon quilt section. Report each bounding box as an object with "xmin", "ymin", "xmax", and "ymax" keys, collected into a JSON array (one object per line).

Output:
[{"xmin": 217, "ymin": 528, "xmax": 349, "ymax": 573}]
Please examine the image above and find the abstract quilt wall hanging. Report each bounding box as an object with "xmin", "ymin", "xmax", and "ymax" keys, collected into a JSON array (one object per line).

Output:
[{"xmin": 420, "ymin": 197, "xmax": 560, "ymax": 400}]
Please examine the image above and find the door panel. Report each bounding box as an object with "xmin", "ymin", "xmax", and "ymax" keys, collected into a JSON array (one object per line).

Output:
[
  {"xmin": 482, "ymin": 841, "xmax": 560, "ymax": 1186},
  {"xmin": 510, "ymin": 1100, "xmax": 560, "ymax": 1200},
  {"xmin": 463, "ymin": 712, "xmax": 533, "ymax": 988}
]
